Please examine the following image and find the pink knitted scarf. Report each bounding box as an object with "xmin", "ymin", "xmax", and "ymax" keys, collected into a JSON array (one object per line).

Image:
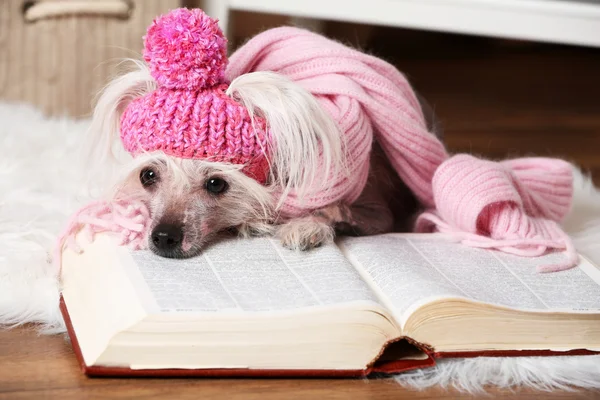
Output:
[
  {"xmin": 55, "ymin": 26, "xmax": 577, "ymax": 273},
  {"xmin": 225, "ymin": 27, "xmax": 576, "ymax": 271},
  {"xmin": 227, "ymin": 27, "xmax": 447, "ymax": 216}
]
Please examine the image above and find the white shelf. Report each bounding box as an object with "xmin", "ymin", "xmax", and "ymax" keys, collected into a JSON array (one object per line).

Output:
[{"xmin": 218, "ymin": 0, "xmax": 600, "ymax": 47}]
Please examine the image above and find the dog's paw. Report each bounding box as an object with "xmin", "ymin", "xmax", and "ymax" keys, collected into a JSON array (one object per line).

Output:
[{"xmin": 277, "ymin": 217, "xmax": 335, "ymax": 251}]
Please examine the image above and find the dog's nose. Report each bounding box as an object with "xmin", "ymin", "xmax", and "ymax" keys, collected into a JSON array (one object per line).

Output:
[{"xmin": 151, "ymin": 223, "xmax": 183, "ymax": 251}]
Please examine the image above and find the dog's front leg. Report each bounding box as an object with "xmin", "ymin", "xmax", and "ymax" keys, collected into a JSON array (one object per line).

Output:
[{"xmin": 276, "ymin": 204, "xmax": 354, "ymax": 250}]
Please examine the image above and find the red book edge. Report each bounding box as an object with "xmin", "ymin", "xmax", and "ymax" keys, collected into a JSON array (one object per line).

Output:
[
  {"xmin": 59, "ymin": 296, "xmax": 435, "ymax": 377},
  {"xmin": 59, "ymin": 296, "xmax": 598, "ymax": 378}
]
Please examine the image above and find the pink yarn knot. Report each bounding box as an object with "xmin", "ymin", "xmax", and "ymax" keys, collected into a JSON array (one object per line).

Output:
[
  {"xmin": 53, "ymin": 199, "xmax": 151, "ymax": 274},
  {"xmin": 416, "ymin": 155, "xmax": 578, "ymax": 272}
]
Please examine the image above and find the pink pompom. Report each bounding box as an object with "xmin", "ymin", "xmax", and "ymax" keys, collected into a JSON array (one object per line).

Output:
[{"xmin": 143, "ymin": 8, "xmax": 228, "ymax": 90}]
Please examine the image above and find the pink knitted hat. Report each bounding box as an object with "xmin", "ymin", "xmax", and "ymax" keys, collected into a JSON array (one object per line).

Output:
[{"xmin": 120, "ymin": 8, "xmax": 270, "ymax": 183}]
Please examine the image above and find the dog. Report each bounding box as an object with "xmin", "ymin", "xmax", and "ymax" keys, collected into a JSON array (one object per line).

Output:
[
  {"xmin": 86, "ymin": 65, "xmax": 441, "ymax": 260},
  {"xmin": 84, "ymin": 10, "xmax": 442, "ymax": 259}
]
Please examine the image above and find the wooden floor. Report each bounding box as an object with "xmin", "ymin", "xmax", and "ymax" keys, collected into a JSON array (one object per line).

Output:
[
  {"xmin": 1, "ymin": 327, "xmax": 597, "ymax": 399},
  {"xmin": 2, "ymin": 27, "xmax": 600, "ymax": 400}
]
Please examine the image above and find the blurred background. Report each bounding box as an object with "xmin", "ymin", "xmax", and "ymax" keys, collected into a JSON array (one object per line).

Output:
[{"xmin": 1, "ymin": 0, "xmax": 599, "ymax": 182}]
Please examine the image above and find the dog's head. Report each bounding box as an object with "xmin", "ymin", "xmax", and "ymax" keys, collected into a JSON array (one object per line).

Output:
[
  {"xmin": 113, "ymin": 153, "xmax": 273, "ymax": 258},
  {"xmin": 85, "ymin": 60, "xmax": 345, "ymax": 258}
]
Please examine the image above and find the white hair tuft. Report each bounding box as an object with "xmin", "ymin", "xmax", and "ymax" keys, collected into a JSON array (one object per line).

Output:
[
  {"xmin": 83, "ymin": 59, "xmax": 156, "ymax": 172},
  {"xmin": 226, "ymin": 71, "xmax": 347, "ymax": 210}
]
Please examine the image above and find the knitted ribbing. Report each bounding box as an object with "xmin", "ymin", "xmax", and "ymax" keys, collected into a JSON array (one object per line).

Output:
[
  {"xmin": 121, "ymin": 84, "xmax": 270, "ymax": 183},
  {"xmin": 119, "ymin": 9, "xmax": 270, "ymax": 183}
]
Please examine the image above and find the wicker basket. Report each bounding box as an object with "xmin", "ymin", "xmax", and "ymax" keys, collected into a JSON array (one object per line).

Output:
[{"xmin": 0, "ymin": 0, "xmax": 180, "ymax": 118}]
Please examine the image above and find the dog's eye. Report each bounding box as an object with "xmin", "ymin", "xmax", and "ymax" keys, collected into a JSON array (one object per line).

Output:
[
  {"xmin": 205, "ymin": 177, "xmax": 228, "ymax": 194},
  {"xmin": 140, "ymin": 168, "xmax": 158, "ymax": 187}
]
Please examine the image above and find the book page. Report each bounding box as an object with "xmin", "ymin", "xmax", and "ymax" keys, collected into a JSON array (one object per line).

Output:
[
  {"xmin": 339, "ymin": 234, "xmax": 600, "ymax": 327},
  {"xmin": 120, "ymin": 236, "xmax": 381, "ymax": 314}
]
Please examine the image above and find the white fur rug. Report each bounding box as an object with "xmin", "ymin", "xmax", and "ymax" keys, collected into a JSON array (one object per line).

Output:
[{"xmin": 1, "ymin": 102, "xmax": 599, "ymax": 392}]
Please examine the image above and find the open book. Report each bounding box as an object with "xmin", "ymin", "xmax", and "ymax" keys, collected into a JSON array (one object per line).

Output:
[{"xmin": 59, "ymin": 233, "xmax": 600, "ymax": 377}]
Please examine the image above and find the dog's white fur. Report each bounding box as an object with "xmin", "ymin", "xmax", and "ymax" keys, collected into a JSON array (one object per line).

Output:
[
  {"xmin": 1, "ymin": 102, "xmax": 599, "ymax": 391},
  {"xmin": 227, "ymin": 71, "xmax": 348, "ymax": 207},
  {"xmin": 85, "ymin": 59, "xmax": 156, "ymax": 171}
]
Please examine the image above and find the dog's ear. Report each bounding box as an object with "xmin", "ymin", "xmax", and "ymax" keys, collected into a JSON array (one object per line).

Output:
[
  {"xmin": 226, "ymin": 71, "xmax": 347, "ymax": 210},
  {"xmin": 83, "ymin": 59, "xmax": 156, "ymax": 170}
]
